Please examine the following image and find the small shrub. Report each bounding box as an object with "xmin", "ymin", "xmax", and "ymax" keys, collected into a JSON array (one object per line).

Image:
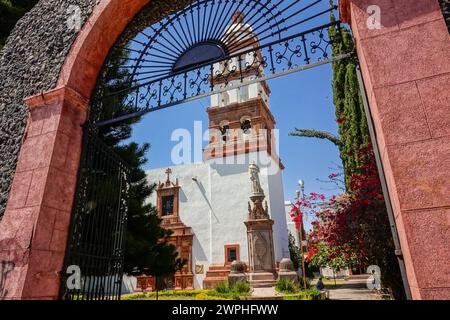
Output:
[
  {"xmin": 230, "ymin": 281, "xmax": 251, "ymax": 295},
  {"xmin": 214, "ymin": 281, "xmax": 230, "ymax": 294},
  {"xmin": 275, "ymin": 279, "xmax": 299, "ymax": 294}
]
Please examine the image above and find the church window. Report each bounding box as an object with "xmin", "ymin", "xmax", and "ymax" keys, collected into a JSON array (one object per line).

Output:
[
  {"xmin": 162, "ymin": 195, "xmax": 174, "ymax": 216},
  {"xmin": 240, "ymin": 117, "xmax": 252, "ymax": 135},
  {"xmin": 220, "ymin": 123, "xmax": 230, "ymax": 143},
  {"xmin": 225, "ymin": 244, "xmax": 240, "ymax": 264},
  {"xmin": 227, "ymin": 248, "xmax": 237, "ymax": 262}
]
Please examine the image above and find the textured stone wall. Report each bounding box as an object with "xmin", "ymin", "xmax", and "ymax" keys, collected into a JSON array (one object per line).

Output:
[
  {"xmin": 0, "ymin": 0, "xmax": 196, "ymax": 219},
  {"xmin": 0, "ymin": 0, "xmax": 98, "ymax": 219}
]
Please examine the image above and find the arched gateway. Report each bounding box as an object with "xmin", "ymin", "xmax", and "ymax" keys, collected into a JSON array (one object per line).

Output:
[{"xmin": 0, "ymin": 0, "xmax": 449, "ymax": 300}]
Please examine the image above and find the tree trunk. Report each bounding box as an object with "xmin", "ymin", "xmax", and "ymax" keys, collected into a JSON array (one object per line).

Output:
[
  {"xmin": 333, "ymin": 269, "xmax": 337, "ymax": 286},
  {"xmin": 156, "ymin": 277, "xmax": 159, "ymax": 300}
]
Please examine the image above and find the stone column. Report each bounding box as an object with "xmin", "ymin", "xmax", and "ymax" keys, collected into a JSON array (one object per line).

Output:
[
  {"xmin": 0, "ymin": 86, "xmax": 87, "ymax": 299},
  {"xmin": 343, "ymin": 0, "xmax": 450, "ymax": 299}
]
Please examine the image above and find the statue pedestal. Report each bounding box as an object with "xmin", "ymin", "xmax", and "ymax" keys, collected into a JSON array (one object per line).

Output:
[
  {"xmin": 245, "ymin": 219, "xmax": 277, "ymax": 287},
  {"xmin": 245, "ymin": 165, "xmax": 277, "ymax": 288},
  {"xmin": 277, "ymin": 258, "xmax": 299, "ymax": 284}
]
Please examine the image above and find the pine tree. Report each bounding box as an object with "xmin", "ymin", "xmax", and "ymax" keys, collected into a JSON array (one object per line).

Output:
[
  {"xmin": 91, "ymin": 46, "xmax": 185, "ymax": 276},
  {"xmin": 0, "ymin": 0, "xmax": 39, "ymax": 49}
]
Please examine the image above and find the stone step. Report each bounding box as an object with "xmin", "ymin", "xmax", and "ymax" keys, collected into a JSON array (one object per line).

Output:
[
  {"xmin": 204, "ymin": 276, "xmax": 228, "ymax": 281},
  {"xmin": 205, "ymin": 271, "xmax": 229, "ymax": 277},
  {"xmin": 203, "ymin": 278, "xmax": 228, "ymax": 289},
  {"xmin": 250, "ymin": 280, "xmax": 277, "ymax": 288},
  {"xmin": 208, "ymin": 265, "xmax": 231, "ymax": 271}
]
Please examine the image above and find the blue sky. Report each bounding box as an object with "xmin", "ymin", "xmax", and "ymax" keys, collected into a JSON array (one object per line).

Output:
[
  {"xmin": 122, "ymin": 0, "xmax": 343, "ymax": 230},
  {"xmin": 128, "ymin": 62, "xmax": 343, "ymax": 205}
]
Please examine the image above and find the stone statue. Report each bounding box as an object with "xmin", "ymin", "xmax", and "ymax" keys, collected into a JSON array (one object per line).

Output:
[
  {"xmin": 248, "ymin": 198, "xmax": 269, "ymax": 220},
  {"xmin": 249, "ymin": 163, "xmax": 264, "ymax": 196}
]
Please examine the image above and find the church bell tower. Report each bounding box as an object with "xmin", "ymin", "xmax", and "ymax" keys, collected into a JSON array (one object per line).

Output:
[{"xmin": 203, "ymin": 12, "xmax": 282, "ymax": 168}]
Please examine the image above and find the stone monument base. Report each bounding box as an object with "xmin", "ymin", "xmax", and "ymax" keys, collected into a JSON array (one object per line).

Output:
[
  {"xmin": 277, "ymin": 258, "xmax": 299, "ymax": 284},
  {"xmin": 277, "ymin": 271, "xmax": 299, "ymax": 284},
  {"xmin": 227, "ymin": 261, "xmax": 248, "ymax": 287},
  {"xmin": 248, "ymin": 272, "xmax": 277, "ymax": 288}
]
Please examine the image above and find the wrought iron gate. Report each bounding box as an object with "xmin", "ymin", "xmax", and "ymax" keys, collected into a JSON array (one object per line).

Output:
[
  {"xmin": 60, "ymin": 124, "xmax": 130, "ymax": 300},
  {"xmin": 60, "ymin": 0, "xmax": 358, "ymax": 300},
  {"xmin": 93, "ymin": 0, "xmax": 353, "ymax": 127}
]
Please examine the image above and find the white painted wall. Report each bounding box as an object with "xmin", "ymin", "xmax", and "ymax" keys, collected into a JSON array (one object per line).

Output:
[
  {"xmin": 146, "ymin": 152, "xmax": 289, "ymax": 289},
  {"xmin": 211, "ymin": 80, "xmax": 269, "ymax": 108}
]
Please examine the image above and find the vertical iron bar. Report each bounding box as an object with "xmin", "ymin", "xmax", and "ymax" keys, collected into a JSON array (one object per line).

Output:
[
  {"xmin": 59, "ymin": 123, "xmax": 88, "ymax": 300},
  {"xmin": 268, "ymin": 44, "xmax": 275, "ymax": 75},
  {"xmin": 238, "ymin": 54, "xmax": 243, "ymax": 83},
  {"xmin": 301, "ymin": 35, "xmax": 310, "ymax": 65},
  {"xmin": 183, "ymin": 72, "xmax": 188, "ymax": 99},
  {"xmin": 158, "ymin": 79, "xmax": 163, "ymax": 107},
  {"xmin": 210, "ymin": 63, "xmax": 215, "ymax": 92},
  {"xmin": 95, "ymin": 144, "xmax": 112, "ymax": 300}
]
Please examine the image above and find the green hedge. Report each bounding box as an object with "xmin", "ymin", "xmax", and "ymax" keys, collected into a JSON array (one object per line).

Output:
[
  {"xmin": 122, "ymin": 289, "xmax": 240, "ymax": 300},
  {"xmin": 282, "ymin": 289, "xmax": 324, "ymax": 300}
]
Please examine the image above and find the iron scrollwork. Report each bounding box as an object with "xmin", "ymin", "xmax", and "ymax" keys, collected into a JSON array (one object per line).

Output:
[{"xmin": 97, "ymin": 20, "xmax": 348, "ymax": 125}]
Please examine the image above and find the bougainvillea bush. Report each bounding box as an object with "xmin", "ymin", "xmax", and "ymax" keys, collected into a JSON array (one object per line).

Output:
[{"xmin": 290, "ymin": 146, "xmax": 405, "ymax": 299}]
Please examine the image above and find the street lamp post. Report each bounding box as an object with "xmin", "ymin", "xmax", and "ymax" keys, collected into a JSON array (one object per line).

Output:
[{"xmin": 296, "ymin": 180, "xmax": 307, "ymax": 290}]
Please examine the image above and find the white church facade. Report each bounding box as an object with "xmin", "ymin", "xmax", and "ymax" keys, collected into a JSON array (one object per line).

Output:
[{"xmin": 142, "ymin": 12, "xmax": 291, "ymax": 290}]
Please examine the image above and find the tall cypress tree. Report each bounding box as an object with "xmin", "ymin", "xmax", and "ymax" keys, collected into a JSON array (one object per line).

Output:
[
  {"xmin": 291, "ymin": 12, "xmax": 369, "ymax": 191},
  {"xmin": 292, "ymin": 11, "xmax": 404, "ymax": 298},
  {"xmin": 329, "ymin": 13, "xmax": 370, "ymax": 189}
]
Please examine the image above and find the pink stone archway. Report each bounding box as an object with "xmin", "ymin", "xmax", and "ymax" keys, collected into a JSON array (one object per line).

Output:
[
  {"xmin": 341, "ymin": 0, "xmax": 450, "ymax": 300},
  {"xmin": 0, "ymin": 0, "xmax": 449, "ymax": 300},
  {"xmin": 0, "ymin": 0, "xmax": 151, "ymax": 300}
]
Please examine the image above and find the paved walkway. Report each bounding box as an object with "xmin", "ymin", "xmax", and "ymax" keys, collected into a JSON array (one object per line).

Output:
[
  {"xmin": 250, "ymin": 286, "xmax": 283, "ymax": 299},
  {"xmin": 327, "ymin": 277, "xmax": 383, "ymax": 300}
]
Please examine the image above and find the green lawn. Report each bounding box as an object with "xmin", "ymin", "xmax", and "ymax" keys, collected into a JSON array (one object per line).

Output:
[
  {"xmin": 311, "ymin": 278, "xmax": 346, "ymax": 288},
  {"xmin": 122, "ymin": 289, "xmax": 242, "ymax": 300}
]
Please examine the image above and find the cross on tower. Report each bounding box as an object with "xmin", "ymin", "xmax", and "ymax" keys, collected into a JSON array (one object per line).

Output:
[
  {"xmin": 232, "ymin": 10, "xmax": 245, "ymax": 24},
  {"xmin": 165, "ymin": 168, "xmax": 172, "ymax": 184}
]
